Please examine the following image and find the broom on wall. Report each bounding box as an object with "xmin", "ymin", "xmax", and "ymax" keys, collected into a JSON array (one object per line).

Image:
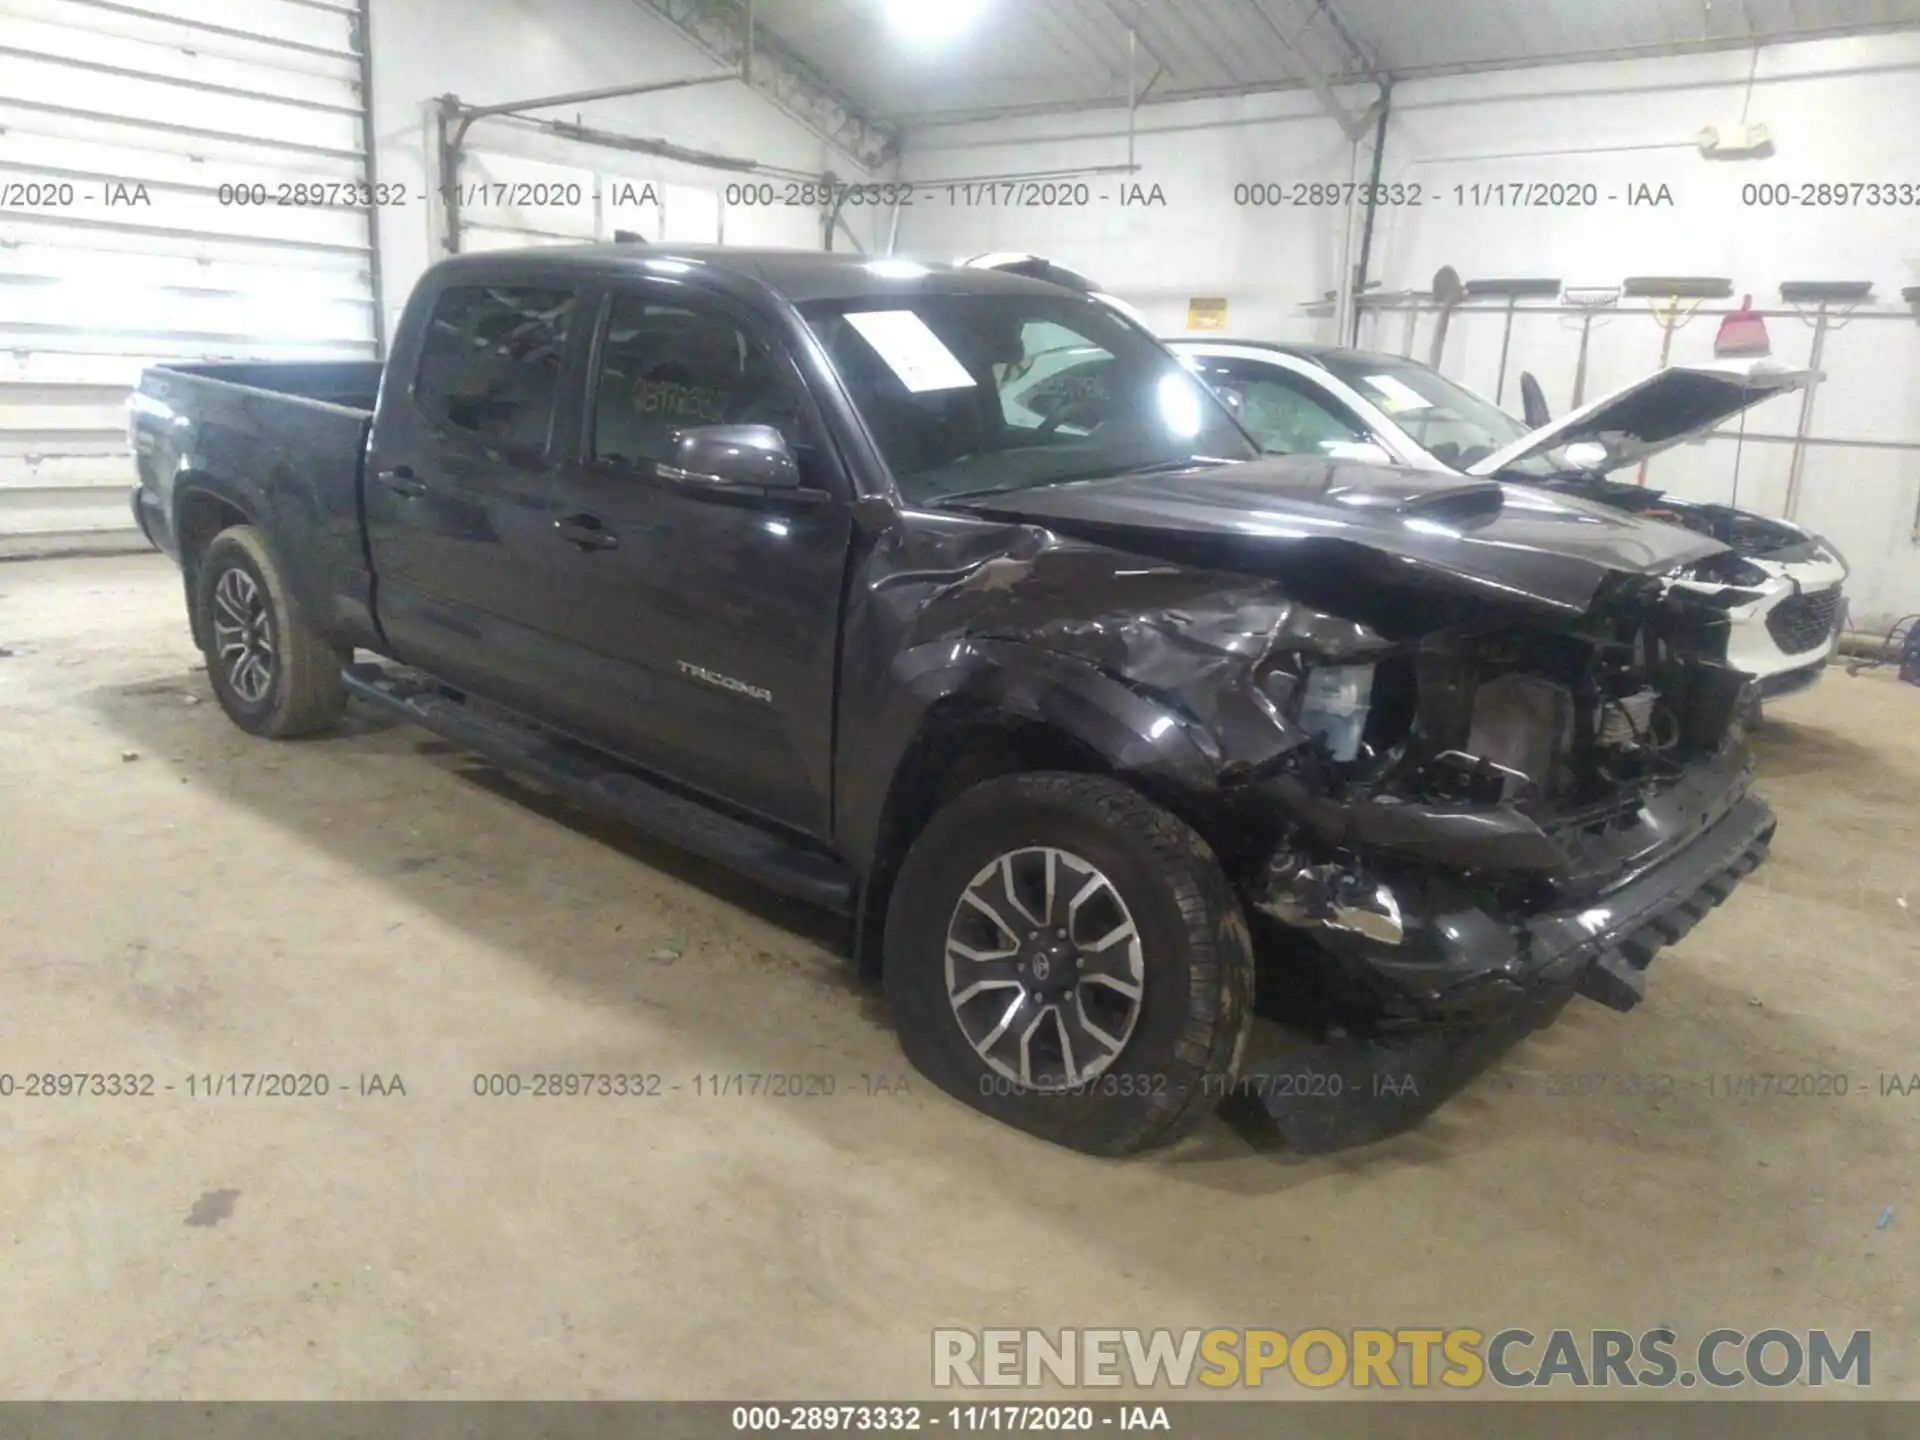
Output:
[
  {"xmin": 1777, "ymin": 280, "xmax": 1873, "ymax": 521},
  {"xmin": 1463, "ymin": 277, "xmax": 1564, "ymax": 405},
  {"xmin": 1425, "ymin": 266, "xmax": 1466, "ymax": 371},
  {"xmin": 1560, "ymin": 285, "xmax": 1622, "ymax": 409}
]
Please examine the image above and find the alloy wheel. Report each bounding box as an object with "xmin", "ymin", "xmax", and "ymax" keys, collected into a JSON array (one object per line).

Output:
[
  {"xmin": 943, "ymin": 846, "xmax": 1145, "ymax": 1089},
  {"xmin": 211, "ymin": 565, "xmax": 275, "ymax": 705}
]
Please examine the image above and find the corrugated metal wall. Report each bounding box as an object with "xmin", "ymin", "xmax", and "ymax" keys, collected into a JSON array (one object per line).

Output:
[{"xmin": 0, "ymin": 0, "xmax": 379, "ymax": 556}]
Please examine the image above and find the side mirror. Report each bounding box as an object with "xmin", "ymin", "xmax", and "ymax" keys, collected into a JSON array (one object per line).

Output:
[
  {"xmin": 662, "ymin": 424, "xmax": 800, "ymax": 491},
  {"xmin": 1519, "ymin": 372, "xmax": 1552, "ymax": 428}
]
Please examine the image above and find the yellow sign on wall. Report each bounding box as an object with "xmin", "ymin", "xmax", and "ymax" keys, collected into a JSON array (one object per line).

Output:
[{"xmin": 1187, "ymin": 297, "xmax": 1229, "ymax": 330}]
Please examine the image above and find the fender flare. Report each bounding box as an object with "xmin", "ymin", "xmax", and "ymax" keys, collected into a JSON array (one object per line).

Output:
[
  {"xmin": 171, "ymin": 465, "xmax": 349, "ymax": 649},
  {"xmin": 172, "ymin": 469, "xmax": 262, "ymax": 543},
  {"xmin": 840, "ymin": 636, "xmax": 1227, "ymax": 877},
  {"xmin": 171, "ymin": 470, "xmax": 263, "ymax": 647}
]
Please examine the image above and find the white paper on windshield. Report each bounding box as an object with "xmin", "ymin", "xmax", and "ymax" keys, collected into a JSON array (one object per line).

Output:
[
  {"xmin": 845, "ymin": 310, "xmax": 977, "ymax": 393},
  {"xmin": 1364, "ymin": 373, "xmax": 1435, "ymax": 414}
]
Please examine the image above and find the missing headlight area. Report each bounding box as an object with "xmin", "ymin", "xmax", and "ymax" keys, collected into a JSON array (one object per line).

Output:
[
  {"xmin": 1395, "ymin": 621, "xmax": 1738, "ymax": 808},
  {"xmin": 1268, "ymin": 594, "xmax": 1745, "ymax": 810},
  {"xmin": 1233, "ymin": 579, "xmax": 1760, "ymax": 1023}
]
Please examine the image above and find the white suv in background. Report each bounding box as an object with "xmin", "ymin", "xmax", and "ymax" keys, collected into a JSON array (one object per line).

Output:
[{"xmin": 1164, "ymin": 342, "xmax": 1848, "ymax": 701}]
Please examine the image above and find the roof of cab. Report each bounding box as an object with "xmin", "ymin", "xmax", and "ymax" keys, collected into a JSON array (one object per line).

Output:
[{"xmin": 427, "ymin": 243, "xmax": 1064, "ymax": 305}]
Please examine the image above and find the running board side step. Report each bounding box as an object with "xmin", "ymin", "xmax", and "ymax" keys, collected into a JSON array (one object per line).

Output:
[{"xmin": 340, "ymin": 662, "xmax": 854, "ymax": 913}]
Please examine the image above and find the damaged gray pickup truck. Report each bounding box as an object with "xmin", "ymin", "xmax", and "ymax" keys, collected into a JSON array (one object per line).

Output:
[{"xmin": 132, "ymin": 245, "xmax": 1774, "ymax": 1156}]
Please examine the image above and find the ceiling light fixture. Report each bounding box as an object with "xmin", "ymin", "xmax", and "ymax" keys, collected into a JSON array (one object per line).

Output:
[{"xmin": 884, "ymin": 0, "xmax": 987, "ymax": 45}]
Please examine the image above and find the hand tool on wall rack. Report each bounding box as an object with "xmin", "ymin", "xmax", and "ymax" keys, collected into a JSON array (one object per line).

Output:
[
  {"xmin": 1778, "ymin": 280, "xmax": 1873, "ymax": 522},
  {"xmin": 1621, "ymin": 276, "xmax": 1734, "ymax": 482},
  {"xmin": 1464, "ymin": 276, "xmax": 1563, "ymax": 404},
  {"xmin": 1314, "ymin": 281, "xmax": 1388, "ymax": 343},
  {"xmin": 1560, "ymin": 284, "xmax": 1622, "ymax": 408},
  {"xmin": 1426, "ymin": 265, "xmax": 1465, "ymax": 371},
  {"xmin": 1518, "ymin": 371, "xmax": 1552, "ymax": 427},
  {"xmin": 1715, "ymin": 294, "xmax": 1771, "ymax": 356},
  {"xmin": 1354, "ymin": 287, "xmax": 1424, "ymax": 356},
  {"xmin": 1393, "ymin": 286, "xmax": 1428, "ymax": 358},
  {"xmin": 1345, "ymin": 280, "xmax": 1383, "ymax": 345}
]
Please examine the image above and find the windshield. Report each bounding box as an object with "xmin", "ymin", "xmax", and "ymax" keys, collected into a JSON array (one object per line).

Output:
[
  {"xmin": 1312, "ymin": 354, "xmax": 1569, "ymax": 475},
  {"xmin": 800, "ymin": 291, "xmax": 1257, "ymax": 505}
]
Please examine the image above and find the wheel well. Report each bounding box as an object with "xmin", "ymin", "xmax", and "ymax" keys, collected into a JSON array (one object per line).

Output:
[
  {"xmin": 854, "ymin": 705, "xmax": 1116, "ymax": 980},
  {"xmin": 175, "ymin": 489, "xmax": 248, "ymax": 647}
]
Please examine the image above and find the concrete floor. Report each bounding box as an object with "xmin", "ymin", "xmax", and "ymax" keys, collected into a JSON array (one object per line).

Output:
[{"xmin": 0, "ymin": 551, "xmax": 1914, "ymax": 1401}]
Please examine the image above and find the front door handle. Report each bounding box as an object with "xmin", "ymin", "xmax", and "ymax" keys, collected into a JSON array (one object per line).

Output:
[
  {"xmin": 376, "ymin": 466, "xmax": 426, "ymax": 499},
  {"xmin": 556, "ymin": 512, "xmax": 619, "ymax": 551}
]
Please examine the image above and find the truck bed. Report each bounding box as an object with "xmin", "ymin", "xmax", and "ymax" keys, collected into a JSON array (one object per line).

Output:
[
  {"xmin": 148, "ymin": 360, "xmax": 383, "ymax": 413},
  {"xmin": 133, "ymin": 359, "xmax": 385, "ymax": 654}
]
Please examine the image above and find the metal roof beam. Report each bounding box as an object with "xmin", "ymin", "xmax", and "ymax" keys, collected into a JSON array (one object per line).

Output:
[
  {"xmin": 1249, "ymin": 0, "xmax": 1369, "ymax": 138},
  {"xmin": 626, "ymin": 0, "xmax": 900, "ymax": 171},
  {"xmin": 1312, "ymin": 0, "xmax": 1375, "ymax": 75},
  {"xmin": 1099, "ymin": 1, "xmax": 1178, "ymax": 81},
  {"xmin": 454, "ymin": 71, "xmax": 740, "ymax": 123}
]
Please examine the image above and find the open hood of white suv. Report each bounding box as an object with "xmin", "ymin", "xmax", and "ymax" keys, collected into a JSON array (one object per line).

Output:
[{"xmin": 1464, "ymin": 359, "xmax": 1815, "ymax": 478}]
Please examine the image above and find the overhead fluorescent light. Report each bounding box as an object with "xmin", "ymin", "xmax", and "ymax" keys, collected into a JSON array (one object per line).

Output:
[
  {"xmin": 885, "ymin": 0, "xmax": 988, "ymax": 44},
  {"xmin": 1697, "ymin": 122, "xmax": 1773, "ymax": 158}
]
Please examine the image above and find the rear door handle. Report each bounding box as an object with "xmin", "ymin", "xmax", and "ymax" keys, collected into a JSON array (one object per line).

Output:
[
  {"xmin": 376, "ymin": 466, "xmax": 426, "ymax": 499},
  {"xmin": 556, "ymin": 511, "xmax": 619, "ymax": 551}
]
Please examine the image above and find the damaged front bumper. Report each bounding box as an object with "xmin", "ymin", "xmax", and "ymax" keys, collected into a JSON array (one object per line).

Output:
[
  {"xmin": 1367, "ymin": 792, "xmax": 1774, "ymax": 1020},
  {"xmin": 1232, "ymin": 789, "xmax": 1774, "ymax": 1152},
  {"xmin": 1248, "ymin": 751, "xmax": 1776, "ymax": 1026}
]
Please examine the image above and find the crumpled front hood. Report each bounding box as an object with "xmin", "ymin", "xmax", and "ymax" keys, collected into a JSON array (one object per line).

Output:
[{"xmin": 940, "ymin": 454, "xmax": 1727, "ymax": 618}]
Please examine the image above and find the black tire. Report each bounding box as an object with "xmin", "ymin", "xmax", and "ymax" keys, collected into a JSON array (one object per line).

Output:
[
  {"xmin": 883, "ymin": 772, "xmax": 1254, "ymax": 1155},
  {"xmin": 194, "ymin": 524, "xmax": 346, "ymax": 739}
]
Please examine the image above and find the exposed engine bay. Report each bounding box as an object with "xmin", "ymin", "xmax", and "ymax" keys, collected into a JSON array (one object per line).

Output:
[
  {"xmin": 1540, "ymin": 475, "xmax": 1822, "ymax": 561},
  {"xmin": 1244, "ymin": 568, "xmax": 1748, "ymax": 811},
  {"xmin": 1218, "ymin": 578, "xmax": 1763, "ymax": 1027}
]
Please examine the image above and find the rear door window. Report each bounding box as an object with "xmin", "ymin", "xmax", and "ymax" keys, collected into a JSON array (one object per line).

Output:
[{"xmin": 414, "ymin": 285, "xmax": 578, "ymax": 455}]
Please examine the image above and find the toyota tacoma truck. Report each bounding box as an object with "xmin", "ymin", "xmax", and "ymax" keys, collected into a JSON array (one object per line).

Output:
[{"xmin": 131, "ymin": 245, "xmax": 1776, "ymax": 1155}]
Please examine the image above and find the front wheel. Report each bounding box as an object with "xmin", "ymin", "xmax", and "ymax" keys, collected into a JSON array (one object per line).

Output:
[
  {"xmin": 883, "ymin": 772, "xmax": 1254, "ymax": 1155},
  {"xmin": 194, "ymin": 524, "xmax": 346, "ymax": 738}
]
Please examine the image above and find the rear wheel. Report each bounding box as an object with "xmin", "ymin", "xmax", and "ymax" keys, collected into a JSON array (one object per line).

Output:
[
  {"xmin": 194, "ymin": 524, "xmax": 346, "ymax": 738},
  {"xmin": 883, "ymin": 772, "xmax": 1253, "ymax": 1155}
]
